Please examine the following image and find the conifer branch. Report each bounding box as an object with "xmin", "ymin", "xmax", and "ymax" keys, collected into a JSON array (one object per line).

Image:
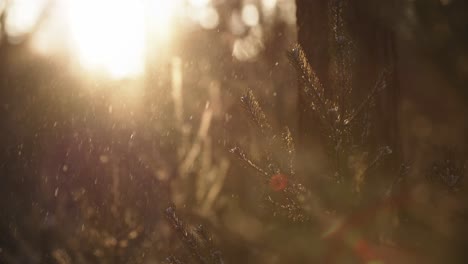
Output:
[
  {"xmin": 165, "ymin": 206, "xmax": 225, "ymax": 264},
  {"xmin": 240, "ymin": 89, "xmax": 278, "ymax": 166},
  {"xmin": 166, "ymin": 256, "xmax": 186, "ymax": 264},
  {"xmin": 287, "ymin": 45, "xmax": 332, "ymax": 130},
  {"xmin": 358, "ymin": 146, "xmax": 393, "ymax": 181},
  {"xmin": 229, "ymin": 146, "xmax": 269, "ymax": 177},
  {"xmin": 329, "ymin": 0, "xmax": 354, "ymax": 102},
  {"xmin": 240, "ymin": 89, "xmax": 272, "ymax": 135},
  {"xmin": 344, "ymin": 68, "xmax": 391, "ymax": 126},
  {"xmin": 282, "ymin": 127, "xmax": 295, "ymax": 176}
]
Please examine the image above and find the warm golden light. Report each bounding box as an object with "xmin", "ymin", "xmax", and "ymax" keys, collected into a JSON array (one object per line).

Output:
[
  {"xmin": 5, "ymin": 0, "xmax": 47, "ymax": 42},
  {"xmin": 147, "ymin": 0, "xmax": 180, "ymax": 42},
  {"xmin": 67, "ymin": 0, "xmax": 146, "ymax": 79},
  {"xmin": 4, "ymin": 0, "xmax": 218, "ymax": 79}
]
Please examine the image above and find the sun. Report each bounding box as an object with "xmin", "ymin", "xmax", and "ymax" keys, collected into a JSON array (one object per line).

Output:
[{"xmin": 66, "ymin": 0, "xmax": 178, "ymax": 79}]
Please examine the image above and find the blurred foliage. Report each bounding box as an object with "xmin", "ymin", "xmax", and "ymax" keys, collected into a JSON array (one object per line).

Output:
[{"xmin": 0, "ymin": 0, "xmax": 468, "ymax": 263}]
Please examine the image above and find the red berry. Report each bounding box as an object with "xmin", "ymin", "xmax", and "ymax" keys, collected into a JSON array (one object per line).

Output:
[{"xmin": 269, "ymin": 174, "xmax": 288, "ymax": 191}]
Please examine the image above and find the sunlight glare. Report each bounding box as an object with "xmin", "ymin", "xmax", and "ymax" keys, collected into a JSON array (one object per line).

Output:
[
  {"xmin": 148, "ymin": 0, "xmax": 180, "ymax": 42},
  {"xmin": 31, "ymin": 1, "xmax": 69, "ymax": 56},
  {"xmin": 262, "ymin": 0, "xmax": 277, "ymax": 10},
  {"xmin": 242, "ymin": 4, "xmax": 260, "ymax": 27},
  {"xmin": 67, "ymin": 0, "xmax": 146, "ymax": 79},
  {"xmin": 5, "ymin": 0, "xmax": 47, "ymax": 42},
  {"xmin": 199, "ymin": 6, "xmax": 219, "ymax": 30},
  {"xmin": 189, "ymin": 0, "xmax": 210, "ymax": 7}
]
